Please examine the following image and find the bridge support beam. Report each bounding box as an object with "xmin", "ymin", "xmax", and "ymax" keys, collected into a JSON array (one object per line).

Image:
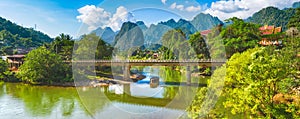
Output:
[
  {"xmin": 123, "ymin": 65, "xmax": 130, "ymax": 80},
  {"xmin": 186, "ymin": 66, "xmax": 191, "ymax": 86},
  {"xmin": 123, "ymin": 84, "xmax": 131, "ymax": 96}
]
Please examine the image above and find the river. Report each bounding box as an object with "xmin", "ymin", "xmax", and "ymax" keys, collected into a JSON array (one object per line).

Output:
[{"xmin": 0, "ymin": 67, "xmax": 208, "ymax": 119}]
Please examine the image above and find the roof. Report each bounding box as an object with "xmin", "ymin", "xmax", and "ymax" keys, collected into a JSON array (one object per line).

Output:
[
  {"xmin": 259, "ymin": 25, "xmax": 275, "ymax": 31},
  {"xmin": 259, "ymin": 25, "xmax": 282, "ymax": 35},
  {"xmin": 6, "ymin": 55, "xmax": 25, "ymax": 59},
  {"xmin": 200, "ymin": 30, "xmax": 211, "ymax": 36}
]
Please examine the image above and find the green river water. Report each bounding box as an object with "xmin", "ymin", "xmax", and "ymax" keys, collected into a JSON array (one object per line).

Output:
[{"xmin": 0, "ymin": 67, "xmax": 210, "ymax": 119}]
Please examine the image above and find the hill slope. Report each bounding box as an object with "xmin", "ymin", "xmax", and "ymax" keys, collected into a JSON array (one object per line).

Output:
[
  {"xmin": 0, "ymin": 17, "xmax": 53, "ymax": 54},
  {"xmin": 113, "ymin": 22, "xmax": 144, "ymax": 51},
  {"xmin": 91, "ymin": 27, "xmax": 116, "ymax": 45},
  {"xmin": 247, "ymin": 7, "xmax": 296, "ymax": 31}
]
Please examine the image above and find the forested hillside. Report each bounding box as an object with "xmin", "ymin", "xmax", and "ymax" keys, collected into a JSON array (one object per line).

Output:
[
  {"xmin": 0, "ymin": 17, "xmax": 53, "ymax": 55},
  {"xmin": 247, "ymin": 7, "xmax": 296, "ymax": 31}
]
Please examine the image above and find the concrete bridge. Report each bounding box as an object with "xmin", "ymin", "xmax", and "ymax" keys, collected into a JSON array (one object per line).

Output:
[
  {"xmin": 71, "ymin": 59, "xmax": 227, "ymax": 85},
  {"xmin": 71, "ymin": 59, "xmax": 226, "ymax": 67}
]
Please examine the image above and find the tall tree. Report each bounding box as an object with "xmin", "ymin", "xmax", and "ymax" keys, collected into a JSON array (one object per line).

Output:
[
  {"xmin": 74, "ymin": 33, "xmax": 113, "ymax": 60},
  {"xmin": 50, "ymin": 33, "xmax": 74, "ymax": 60},
  {"xmin": 221, "ymin": 17, "xmax": 260, "ymax": 58},
  {"xmin": 17, "ymin": 47, "xmax": 72, "ymax": 84},
  {"xmin": 189, "ymin": 32, "xmax": 210, "ymax": 59}
]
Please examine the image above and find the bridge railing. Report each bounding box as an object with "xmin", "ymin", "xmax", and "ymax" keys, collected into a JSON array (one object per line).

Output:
[{"xmin": 66, "ymin": 59, "xmax": 227, "ymax": 63}]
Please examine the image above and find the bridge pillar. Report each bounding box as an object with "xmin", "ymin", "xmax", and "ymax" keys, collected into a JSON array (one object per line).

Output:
[
  {"xmin": 123, "ymin": 84, "xmax": 131, "ymax": 96},
  {"xmin": 186, "ymin": 66, "xmax": 191, "ymax": 86},
  {"xmin": 123, "ymin": 65, "xmax": 130, "ymax": 80}
]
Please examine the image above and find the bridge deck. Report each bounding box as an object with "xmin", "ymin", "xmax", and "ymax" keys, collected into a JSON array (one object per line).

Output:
[{"xmin": 70, "ymin": 59, "xmax": 227, "ymax": 66}]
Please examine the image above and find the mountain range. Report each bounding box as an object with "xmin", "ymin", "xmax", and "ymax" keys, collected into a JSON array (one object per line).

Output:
[
  {"xmin": 92, "ymin": 13, "xmax": 223, "ymax": 46},
  {"xmin": 91, "ymin": 27, "xmax": 116, "ymax": 45}
]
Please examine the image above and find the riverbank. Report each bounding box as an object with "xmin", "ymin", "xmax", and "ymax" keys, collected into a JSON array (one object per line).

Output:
[{"xmin": 0, "ymin": 72, "xmax": 146, "ymax": 87}]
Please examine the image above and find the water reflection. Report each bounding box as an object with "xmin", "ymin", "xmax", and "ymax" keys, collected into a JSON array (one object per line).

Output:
[
  {"xmin": 0, "ymin": 66, "xmax": 207, "ymax": 118},
  {"xmin": 0, "ymin": 83, "xmax": 93, "ymax": 119},
  {"xmin": 77, "ymin": 66, "xmax": 202, "ymax": 118}
]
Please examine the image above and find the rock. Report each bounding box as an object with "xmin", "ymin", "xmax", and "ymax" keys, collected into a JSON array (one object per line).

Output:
[{"xmin": 130, "ymin": 73, "xmax": 146, "ymax": 81}]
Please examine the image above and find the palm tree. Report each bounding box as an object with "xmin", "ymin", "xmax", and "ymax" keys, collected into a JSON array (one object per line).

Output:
[{"xmin": 52, "ymin": 33, "xmax": 74, "ymax": 60}]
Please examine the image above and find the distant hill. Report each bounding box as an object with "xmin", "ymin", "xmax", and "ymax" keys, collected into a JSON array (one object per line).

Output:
[
  {"xmin": 191, "ymin": 13, "xmax": 223, "ymax": 31},
  {"xmin": 0, "ymin": 16, "xmax": 53, "ymax": 55},
  {"xmin": 136, "ymin": 21, "xmax": 148, "ymax": 31},
  {"xmin": 91, "ymin": 27, "xmax": 116, "ymax": 45},
  {"xmin": 293, "ymin": 2, "xmax": 300, "ymax": 8},
  {"xmin": 113, "ymin": 22, "xmax": 144, "ymax": 51},
  {"xmin": 143, "ymin": 13, "xmax": 222, "ymax": 45},
  {"xmin": 143, "ymin": 19, "xmax": 197, "ymax": 45},
  {"xmin": 247, "ymin": 6, "xmax": 296, "ymax": 31}
]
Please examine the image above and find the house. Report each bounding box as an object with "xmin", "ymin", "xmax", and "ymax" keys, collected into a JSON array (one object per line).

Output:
[
  {"xmin": 152, "ymin": 53, "xmax": 159, "ymax": 59},
  {"xmin": 258, "ymin": 25, "xmax": 283, "ymax": 46},
  {"xmin": 200, "ymin": 30, "xmax": 211, "ymax": 37},
  {"xmin": 6, "ymin": 55, "xmax": 25, "ymax": 71}
]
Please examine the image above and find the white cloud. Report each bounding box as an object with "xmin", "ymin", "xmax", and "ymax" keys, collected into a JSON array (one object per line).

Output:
[
  {"xmin": 161, "ymin": 0, "xmax": 167, "ymax": 4},
  {"xmin": 76, "ymin": 5, "xmax": 111, "ymax": 31},
  {"xmin": 108, "ymin": 6, "xmax": 135, "ymax": 31},
  {"xmin": 205, "ymin": 0, "xmax": 299, "ymax": 20},
  {"xmin": 210, "ymin": 0, "xmax": 248, "ymax": 13},
  {"xmin": 170, "ymin": 2, "xmax": 202, "ymax": 12},
  {"xmin": 77, "ymin": 5, "xmax": 135, "ymax": 31},
  {"xmin": 186, "ymin": 5, "xmax": 202, "ymax": 12}
]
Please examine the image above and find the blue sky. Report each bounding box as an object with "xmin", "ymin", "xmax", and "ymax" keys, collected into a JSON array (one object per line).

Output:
[{"xmin": 0, "ymin": 0, "xmax": 298, "ymax": 38}]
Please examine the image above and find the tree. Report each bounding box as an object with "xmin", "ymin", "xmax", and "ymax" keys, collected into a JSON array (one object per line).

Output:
[
  {"xmin": 0, "ymin": 59, "xmax": 8, "ymax": 79},
  {"xmin": 74, "ymin": 33, "xmax": 113, "ymax": 60},
  {"xmin": 160, "ymin": 29, "xmax": 190, "ymax": 59},
  {"xmin": 288, "ymin": 8, "xmax": 300, "ymax": 30},
  {"xmin": 189, "ymin": 32, "xmax": 210, "ymax": 59},
  {"xmin": 221, "ymin": 17, "xmax": 260, "ymax": 58},
  {"xmin": 16, "ymin": 47, "xmax": 72, "ymax": 84},
  {"xmin": 50, "ymin": 33, "xmax": 74, "ymax": 60},
  {"xmin": 222, "ymin": 46, "xmax": 299, "ymax": 118}
]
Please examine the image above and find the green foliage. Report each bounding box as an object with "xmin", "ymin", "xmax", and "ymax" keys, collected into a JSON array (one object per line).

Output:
[
  {"xmin": 222, "ymin": 17, "xmax": 260, "ymax": 58},
  {"xmin": 47, "ymin": 33, "xmax": 74, "ymax": 60},
  {"xmin": 223, "ymin": 45, "xmax": 299, "ymax": 118},
  {"xmin": 0, "ymin": 17, "xmax": 52, "ymax": 55},
  {"xmin": 160, "ymin": 29, "xmax": 191, "ymax": 59},
  {"xmin": 206, "ymin": 26, "xmax": 227, "ymax": 59},
  {"xmin": 188, "ymin": 35, "xmax": 300, "ymax": 118},
  {"xmin": 288, "ymin": 8, "xmax": 300, "ymax": 30},
  {"xmin": 16, "ymin": 47, "xmax": 72, "ymax": 84},
  {"xmin": 0, "ymin": 59, "xmax": 8, "ymax": 79},
  {"xmin": 248, "ymin": 6, "xmax": 296, "ymax": 31},
  {"xmin": 74, "ymin": 33, "xmax": 113, "ymax": 60},
  {"xmin": 189, "ymin": 32, "xmax": 210, "ymax": 59},
  {"xmin": 187, "ymin": 66, "xmax": 226, "ymax": 118}
]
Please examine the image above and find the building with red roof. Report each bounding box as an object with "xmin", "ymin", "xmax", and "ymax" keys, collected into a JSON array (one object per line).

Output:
[
  {"xmin": 200, "ymin": 30, "xmax": 212, "ymax": 37},
  {"xmin": 258, "ymin": 25, "xmax": 283, "ymax": 46}
]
